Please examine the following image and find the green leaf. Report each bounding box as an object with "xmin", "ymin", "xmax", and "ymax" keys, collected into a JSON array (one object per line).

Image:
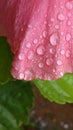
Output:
[
  {"xmin": 0, "ymin": 37, "xmax": 14, "ymax": 84},
  {"xmin": 0, "ymin": 80, "xmax": 34, "ymax": 129},
  {"xmin": 34, "ymin": 73, "xmax": 73, "ymax": 104}
]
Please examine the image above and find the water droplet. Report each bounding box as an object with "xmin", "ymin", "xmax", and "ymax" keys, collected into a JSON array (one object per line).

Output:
[
  {"xmin": 26, "ymin": 42, "xmax": 31, "ymax": 48},
  {"xmin": 43, "ymin": 31, "xmax": 47, "ymax": 38},
  {"xmin": 49, "ymin": 48, "xmax": 55, "ymax": 54},
  {"xmin": 57, "ymin": 60, "xmax": 62, "ymax": 65},
  {"xmin": 37, "ymin": 45, "xmax": 45, "ymax": 55},
  {"xmin": 19, "ymin": 73, "xmax": 24, "ymax": 79},
  {"xmin": 66, "ymin": 1, "xmax": 73, "ymax": 10},
  {"xmin": 46, "ymin": 58, "xmax": 53, "ymax": 66},
  {"xmin": 50, "ymin": 18, "xmax": 54, "ymax": 22},
  {"xmin": 61, "ymin": 50, "xmax": 65, "ymax": 55},
  {"xmin": 38, "ymin": 63, "xmax": 44, "ymax": 68},
  {"xmin": 24, "ymin": 70, "xmax": 34, "ymax": 80},
  {"xmin": 66, "ymin": 50, "xmax": 70, "ymax": 58},
  {"xmin": 18, "ymin": 53, "xmax": 24, "ymax": 60},
  {"xmin": 28, "ymin": 51, "xmax": 34, "ymax": 60},
  {"xmin": 57, "ymin": 13, "xmax": 65, "ymax": 21},
  {"xmin": 50, "ymin": 33, "xmax": 59, "ymax": 46},
  {"xmin": 67, "ymin": 21, "xmax": 71, "ymax": 26},
  {"xmin": 65, "ymin": 33, "xmax": 71, "ymax": 41},
  {"xmin": 55, "ymin": 24, "xmax": 59, "ymax": 29},
  {"xmin": 33, "ymin": 39, "xmax": 38, "ymax": 44}
]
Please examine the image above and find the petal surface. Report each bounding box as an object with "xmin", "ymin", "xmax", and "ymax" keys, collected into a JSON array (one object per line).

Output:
[{"xmin": 0, "ymin": 0, "xmax": 73, "ymax": 80}]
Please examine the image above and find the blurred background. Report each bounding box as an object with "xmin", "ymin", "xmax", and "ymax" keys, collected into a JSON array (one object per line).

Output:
[{"xmin": 24, "ymin": 85, "xmax": 73, "ymax": 130}]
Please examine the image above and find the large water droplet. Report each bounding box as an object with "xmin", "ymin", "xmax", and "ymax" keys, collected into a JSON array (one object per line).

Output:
[
  {"xmin": 37, "ymin": 45, "xmax": 45, "ymax": 55},
  {"xmin": 50, "ymin": 33, "xmax": 59, "ymax": 46},
  {"xmin": 65, "ymin": 1, "xmax": 73, "ymax": 10},
  {"xmin": 57, "ymin": 13, "xmax": 65, "ymax": 21}
]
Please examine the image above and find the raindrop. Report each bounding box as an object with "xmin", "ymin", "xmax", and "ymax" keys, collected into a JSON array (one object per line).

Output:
[
  {"xmin": 65, "ymin": 1, "xmax": 73, "ymax": 10},
  {"xmin": 38, "ymin": 63, "xmax": 44, "ymax": 68},
  {"xmin": 37, "ymin": 45, "xmax": 45, "ymax": 55},
  {"xmin": 50, "ymin": 33, "xmax": 59, "ymax": 46},
  {"xmin": 43, "ymin": 31, "xmax": 47, "ymax": 38},
  {"xmin": 61, "ymin": 50, "xmax": 65, "ymax": 55},
  {"xmin": 65, "ymin": 33, "xmax": 71, "ymax": 41},
  {"xmin": 19, "ymin": 73, "xmax": 24, "ymax": 79},
  {"xmin": 57, "ymin": 13, "xmax": 65, "ymax": 21},
  {"xmin": 26, "ymin": 42, "xmax": 31, "ymax": 48},
  {"xmin": 28, "ymin": 51, "xmax": 34, "ymax": 60},
  {"xmin": 46, "ymin": 58, "xmax": 53, "ymax": 66},
  {"xmin": 66, "ymin": 50, "xmax": 70, "ymax": 58},
  {"xmin": 33, "ymin": 39, "xmax": 38, "ymax": 44},
  {"xmin": 55, "ymin": 24, "xmax": 59, "ymax": 29},
  {"xmin": 57, "ymin": 60, "xmax": 62, "ymax": 65},
  {"xmin": 49, "ymin": 48, "xmax": 55, "ymax": 54},
  {"xmin": 18, "ymin": 53, "xmax": 24, "ymax": 60}
]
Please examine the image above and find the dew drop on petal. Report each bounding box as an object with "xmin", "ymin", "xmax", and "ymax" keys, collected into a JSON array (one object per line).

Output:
[
  {"xmin": 18, "ymin": 53, "xmax": 24, "ymax": 60},
  {"xmin": 37, "ymin": 45, "xmax": 45, "ymax": 55},
  {"xmin": 33, "ymin": 39, "xmax": 38, "ymax": 44},
  {"xmin": 66, "ymin": 50, "xmax": 71, "ymax": 58},
  {"xmin": 57, "ymin": 13, "xmax": 65, "ymax": 21},
  {"xmin": 65, "ymin": 1, "xmax": 73, "ymax": 10},
  {"xmin": 61, "ymin": 50, "xmax": 65, "ymax": 55},
  {"xmin": 50, "ymin": 33, "xmax": 59, "ymax": 46},
  {"xmin": 43, "ymin": 31, "xmax": 47, "ymax": 38},
  {"xmin": 28, "ymin": 51, "xmax": 34, "ymax": 60},
  {"xmin": 65, "ymin": 33, "xmax": 71, "ymax": 41},
  {"xmin": 19, "ymin": 73, "xmax": 24, "ymax": 79},
  {"xmin": 38, "ymin": 62, "xmax": 44, "ymax": 68},
  {"xmin": 55, "ymin": 24, "xmax": 59, "ymax": 29},
  {"xmin": 49, "ymin": 48, "xmax": 55, "ymax": 54},
  {"xmin": 26, "ymin": 42, "xmax": 31, "ymax": 48},
  {"xmin": 57, "ymin": 60, "xmax": 62, "ymax": 65},
  {"xmin": 46, "ymin": 58, "xmax": 53, "ymax": 66},
  {"xmin": 24, "ymin": 70, "xmax": 34, "ymax": 80}
]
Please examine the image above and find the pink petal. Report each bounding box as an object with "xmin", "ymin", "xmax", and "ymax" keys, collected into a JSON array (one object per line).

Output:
[{"xmin": 0, "ymin": 0, "xmax": 73, "ymax": 80}]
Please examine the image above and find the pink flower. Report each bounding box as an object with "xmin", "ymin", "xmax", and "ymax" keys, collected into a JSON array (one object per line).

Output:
[{"xmin": 0, "ymin": 0, "xmax": 73, "ymax": 80}]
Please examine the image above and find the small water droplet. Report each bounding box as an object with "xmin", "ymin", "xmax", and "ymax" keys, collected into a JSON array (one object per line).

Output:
[
  {"xmin": 66, "ymin": 50, "xmax": 70, "ymax": 58},
  {"xmin": 46, "ymin": 58, "xmax": 53, "ymax": 66},
  {"xmin": 24, "ymin": 70, "xmax": 34, "ymax": 80},
  {"xmin": 50, "ymin": 18, "xmax": 54, "ymax": 22},
  {"xmin": 18, "ymin": 53, "xmax": 24, "ymax": 60},
  {"xmin": 66, "ymin": 1, "xmax": 73, "ymax": 10},
  {"xmin": 55, "ymin": 24, "xmax": 59, "ymax": 29},
  {"xmin": 19, "ymin": 73, "xmax": 24, "ymax": 79},
  {"xmin": 38, "ymin": 63, "xmax": 44, "ymax": 68},
  {"xmin": 57, "ymin": 13, "xmax": 65, "ymax": 21},
  {"xmin": 49, "ymin": 48, "xmax": 55, "ymax": 54},
  {"xmin": 61, "ymin": 50, "xmax": 65, "ymax": 55},
  {"xmin": 67, "ymin": 21, "xmax": 71, "ymax": 26},
  {"xmin": 57, "ymin": 60, "xmax": 62, "ymax": 65},
  {"xmin": 37, "ymin": 45, "xmax": 45, "ymax": 55},
  {"xmin": 50, "ymin": 33, "xmax": 59, "ymax": 46},
  {"xmin": 43, "ymin": 31, "xmax": 47, "ymax": 38},
  {"xmin": 26, "ymin": 42, "xmax": 31, "ymax": 48},
  {"xmin": 65, "ymin": 33, "xmax": 71, "ymax": 41},
  {"xmin": 28, "ymin": 51, "xmax": 34, "ymax": 60},
  {"xmin": 33, "ymin": 39, "xmax": 38, "ymax": 44}
]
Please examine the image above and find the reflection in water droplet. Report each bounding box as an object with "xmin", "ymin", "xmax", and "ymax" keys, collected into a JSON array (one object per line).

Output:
[
  {"xmin": 37, "ymin": 45, "xmax": 45, "ymax": 55},
  {"xmin": 50, "ymin": 33, "xmax": 59, "ymax": 46}
]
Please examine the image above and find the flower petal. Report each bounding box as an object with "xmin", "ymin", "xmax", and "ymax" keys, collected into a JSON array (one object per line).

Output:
[{"xmin": 0, "ymin": 0, "xmax": 73, "ymax": 80}]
